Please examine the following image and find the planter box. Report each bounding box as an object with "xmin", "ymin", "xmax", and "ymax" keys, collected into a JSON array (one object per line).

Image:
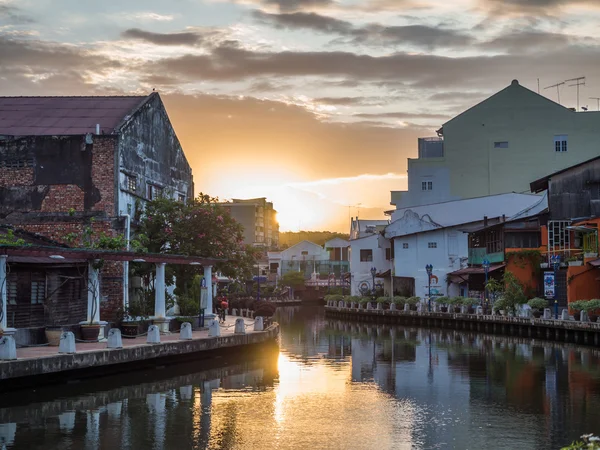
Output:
[
  {"xmin": 568, "ymin": 261, "xmax": 583, "ymax": 267},
  {"xmin": 584, "ymin": 252, "xmax": 598, "ymax": 258},
  {"xmin": 539, "ymin": 263, "xmax": 549, "ymax": 269}
]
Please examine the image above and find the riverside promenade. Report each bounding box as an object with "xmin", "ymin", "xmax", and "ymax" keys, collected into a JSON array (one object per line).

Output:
[
  {"xmin": 325, "ymin": 303, "xmax": 600, "ymax": 346},
  {"xmin": 0, "ymin": 316, "xmax": 279, "ymax": 390}
]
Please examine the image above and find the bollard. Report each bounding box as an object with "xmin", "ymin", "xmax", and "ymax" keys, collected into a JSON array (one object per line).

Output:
[
  {"xmin": 338, "ymin": 301, "xmax": 345, "ymax": 308},
  {"xmin": 581, "ymin": 311, "xmax": 589, "ymax": 322},
  {"xmin": 107, "ymin": 328, "xmax": 123, "ymax": 349},
  {"xmin": 522, "ymin": 309, "xmax": 532, "ymax": 319},
  {"xmin": 254, "ymin": 316, "xmax": 264, "ymax": 331},
  {"xmin": 404, "ymin": 303, "xmax": 410, "ymax": 312},
  {"xmin": 376, "ymin": 302, "xmax": 383, "ymax": 310},
  {"xmin": 460, "ymin": 305, "xmax": 468, "ymax": 314},
  {"xmin": 543, "ymin": 308, "xmax": 552, "ymax": 320},
  {"xmin": 476, "ymin": 306, "xmax": 483, "ymax": 316},
  {"xmin": 208, "ymin": 319, "xmax": 221, "ymax": 337},
  {"xmin": 179, "ymin": 322, "xmax": 193, "ymax": 340},
  {"xmin": 0, "ymin": 336, "xmax": 17, "ymax": 360},
  {"xmin": 234, "ymin": 318, "xmax": 246, "ymax": 334},
  {"xmin": 561, "ymin": 309, "xmax": 570, "ymax": 320},
  {"xmin": 390, "ymin": 303, "xmax": 397, "ymax": 311},
  {"xmin": 232, "ymin": 308, "xmax": 238, "ymax": 317},
  {"xmin": 59, "ymin": 332, "xmax": 76, "ymax": 354},
  {"xmin": 367, "ymin": 302, "xmax": 373, "ymax": 310},
  {"xmin": 146, "ymin": 325, "xmax": 161, "ymax": 344}
]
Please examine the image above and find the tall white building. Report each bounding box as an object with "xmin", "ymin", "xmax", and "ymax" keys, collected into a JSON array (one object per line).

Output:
[{"xmin": 391, "ymin": 79, "xmax": 600, "ymax": 209}]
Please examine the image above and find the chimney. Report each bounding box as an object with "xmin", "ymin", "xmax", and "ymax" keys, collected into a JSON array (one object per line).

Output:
[{"xmin": 484, "ymin": 216, "xmax": 488, "ymax": 227}]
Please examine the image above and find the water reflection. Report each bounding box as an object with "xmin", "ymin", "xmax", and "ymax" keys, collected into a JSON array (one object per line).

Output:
[{"xmin": 2, "ymin": 306, "xmax": 600, "ymax": 449}]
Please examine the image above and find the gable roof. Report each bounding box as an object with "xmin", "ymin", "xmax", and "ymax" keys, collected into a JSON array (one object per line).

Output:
[
  {"xmin": 0, "ymin": 94, "xmax": 154, "ymax": 137},
  {"xmin": 530, "ymin": 155, "xmax": 600, "ymax": 193}
]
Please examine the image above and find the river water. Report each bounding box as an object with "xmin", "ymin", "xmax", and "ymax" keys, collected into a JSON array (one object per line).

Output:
[{"xmin": 2, "ymin": 306, "xmax": 600, "ymax": 449}]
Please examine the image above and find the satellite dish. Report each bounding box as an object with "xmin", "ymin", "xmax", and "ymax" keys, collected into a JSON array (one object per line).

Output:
[{"xmin": 582, "ymin": 106, "xmax": 588, "ymax": 111}]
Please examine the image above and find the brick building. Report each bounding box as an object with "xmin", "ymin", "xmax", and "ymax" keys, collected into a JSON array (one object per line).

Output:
[{"xmin": 0, "ymin": 94, "xmax": 193, "ymax": 319}]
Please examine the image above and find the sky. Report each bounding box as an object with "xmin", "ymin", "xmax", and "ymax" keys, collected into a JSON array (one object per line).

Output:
[{"xmin": 2, "ymin": 0, "xmax": 600, "ymax": 232}]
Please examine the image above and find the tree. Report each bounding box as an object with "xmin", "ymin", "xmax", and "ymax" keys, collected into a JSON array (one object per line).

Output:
[
  {"xmin": 281, "ymin": 271, "xmax": 305, "ymax": 290},
  {"xmin": 489, "ymin": 271, "xmax": 526, "ymax": 315},
  {"xmin": 135, "ymin": 194, "xmax": 259, "ymax": 294}
]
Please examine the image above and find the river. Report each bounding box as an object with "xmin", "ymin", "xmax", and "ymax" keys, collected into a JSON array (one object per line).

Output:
[{"xmin": 1, "ymin": 306, "xmax": 599, "ymax": 449}]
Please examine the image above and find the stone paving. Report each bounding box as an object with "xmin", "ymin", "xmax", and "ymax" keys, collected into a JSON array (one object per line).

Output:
[{"xmin": 13, "ymin": 315, "xmax": 258, "ymax": 361}]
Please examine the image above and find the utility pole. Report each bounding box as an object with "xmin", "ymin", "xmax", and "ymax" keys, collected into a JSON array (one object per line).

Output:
[
  {"xmin": 544, "ymin": 82, "xmax": 565, "ymax": 105},
  {"xmin": 590, "ymin": 97, "xmax": 600, "ymax": 111},
  {"xmin": 566, "ymin": 76, "xmax": 585, "ymax": 111}
]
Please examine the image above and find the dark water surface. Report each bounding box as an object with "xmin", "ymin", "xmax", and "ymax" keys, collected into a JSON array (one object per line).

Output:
[{"xmin": 2, "ymin": 306, "xmax": 600, "ymax": 449}]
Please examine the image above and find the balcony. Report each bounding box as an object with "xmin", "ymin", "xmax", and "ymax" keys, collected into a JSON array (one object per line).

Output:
[
  {"xmin": 468, "ymin": 248, "xmax": 504, "ymax": 265},
  {"xmin": 418, "ymin": 137, "xmax": 444, "ymax": 158}
]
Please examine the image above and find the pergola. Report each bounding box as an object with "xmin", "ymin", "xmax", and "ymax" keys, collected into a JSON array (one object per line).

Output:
[{"xmin": 0, "ymin": 245, "xmax": 225, "ymax": 333}]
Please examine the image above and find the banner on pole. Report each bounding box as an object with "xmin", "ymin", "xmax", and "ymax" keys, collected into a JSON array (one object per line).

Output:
[
  {"xmin": 200, "ymin": 287, "xmax": 208, "ymax": 309},
  {"xmin": 544, "ymin": 271, "xmax": 555, "ymax": 298}
]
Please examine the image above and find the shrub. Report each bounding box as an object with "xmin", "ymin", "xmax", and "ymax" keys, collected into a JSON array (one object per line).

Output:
[
  {"xmin": 461, "ymin": 297, "xmax": 480, "ymax": 306},
  {"xmin": 527, "ymin": 297, "xmax": 548, "ymax": 310},
  {"xmin": 177, "ymin": 295, "xmax": 199, "ymax": 316},
  {"xmin": 493, "ymin": 297, "xmax": 508, "ymax": 312},
  {"xmin": 376, "ymin": 296, "xmax": 390, "ymax": 304},
  {"xmin": 254, "ymin": 301, "xmax": 277, "ymax": 317},
  {"xmin": 392, "ymin": 296, "xmax": 407, "ymax": 305},
  {"xmin": 582, "ymin": 299, "xmax": 600, "ymax": 312},
  {"xmin": 358, "ymin": 296, "xmax": 371, "ymax": 305},
  {"xmin": 325, "ymin": 294, "xmax": 343, "ymax": 303},
  {"xmin": 346, "ymin": 295, "xmax": 361, "ymax": 304},
  {"xmin": 435, "ymin": 296, "xmax": 450, "ymax": 305},
  {"xmin": 406, "ymin": 296, "xmax": 420, "ymax": 306},
  {"xmin": 570, "ymin": 300, "xmax": 587, "ymax": 312},
  {"xmin": 446, "ymin": 297, "xmax": 461, "ymax": 306}
]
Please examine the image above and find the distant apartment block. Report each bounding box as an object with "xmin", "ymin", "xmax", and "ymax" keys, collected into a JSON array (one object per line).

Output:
[
  {"xmin": 220, "ymin": 197, "xmax": 279, "ymax": 249},
  {"xmin": 391, "ymin": 79, "xmax": 600, "ymax": 210}
]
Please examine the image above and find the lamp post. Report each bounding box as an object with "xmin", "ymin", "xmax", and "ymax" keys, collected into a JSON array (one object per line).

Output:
[
  {"xmin": 256, "ymin": 263, "xmax": 261, "ymax": 302},
  {"xmin": 482, "ymin": 258, "xmax": 490, "ymax": 314},
  {"xmin": 552, "ymin": 254, "xmax": 561, "ymax": 319},
  {"xmin": 426, "ymin": 264, "xmax": 433, "ymax": 312},
  {"xmin": 370, "ymin": 267, "xmax": 377, "ymax": 299}
]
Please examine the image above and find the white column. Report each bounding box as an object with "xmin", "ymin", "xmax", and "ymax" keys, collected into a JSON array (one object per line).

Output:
[
  {"xmin": 0, "ymin": 255, "xmax": 7, "ymax": 330},
  {"xmin": 87, "ymin": 262, "xmax": 100, "ymax": 324},
  {"xmin": 155, "ymin": 263, "xmax": 166, "ymax": 318},
  {"xmin": 204, "ymin": 265, "xmax": 215, "ymax": 318}
]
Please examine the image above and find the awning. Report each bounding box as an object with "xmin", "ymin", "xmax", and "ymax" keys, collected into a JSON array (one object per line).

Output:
[
  {"xmin": 447, "ymin": 264, "xmax": 506, "ymax": 277},
  {"xmin": 376, "ymin": 269, "xmax": 391, "ymax": 277},
  {"xmin": 588, "ymin": 259, "xmax": 600, "ymax": 267}
]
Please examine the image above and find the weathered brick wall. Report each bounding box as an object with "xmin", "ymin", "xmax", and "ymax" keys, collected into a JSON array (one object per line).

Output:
[
  {"xmin": 20, "ymin": 220, "xmax": 113, "ymax": 247},
  {"xmin": 0, "ymin": 167, "xmax": 34, "ymax": 187},
  {"xmin": 100, "ymin": 260, "xmax": 124, "ymax": 322},
  {"xmin": 91, "ymin": 137, "xmax": 116, "ymax": 215},
  {"xmin": 40, "ymin": 185, "xmax": 85, "ymax": 212}
]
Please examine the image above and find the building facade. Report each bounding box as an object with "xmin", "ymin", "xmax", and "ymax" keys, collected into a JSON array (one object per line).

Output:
[
  {"xmin": 0, "ymin": 94, "xmax": 193, "ymax": 319},
  {"xmin": 221, "ymin": 198, "xmax": 279, "ymax": 249},
  {"xmin": 391, "ymin": 80, "xmax": 600, "ymax": 209}
]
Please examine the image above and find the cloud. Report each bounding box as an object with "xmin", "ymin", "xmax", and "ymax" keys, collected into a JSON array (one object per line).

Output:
[
  {"xmin": 121, "ymin": 28, "xmax": 205, "ymax": 46},
  {"xmin": 251, "ymin": 0, "xmax": 337, "ymax": 13},
  {"xmin": 0, "ymin": 3, "xmax": 34, "ymax": 24},
  {"xmin": 131, "ymin": 12, "xmax": 175, "ymax": 21},
  {"xmin": 314, "ymin": 96, "xmax": 368, "ymax": 105},
  {"xmin": 481, "ymin": 0, "xmax": 600, "ymax": 14},
  {"xmin": 353, "ymin": 112, "xmax": 450, "ymax": 120},
  {"xmin": 252, "ymin": 10, "xmax": 473, "ymax": 49},
  {"xmin": 480, "ymin": 30, "xmax": 577, "ymax": 52}
]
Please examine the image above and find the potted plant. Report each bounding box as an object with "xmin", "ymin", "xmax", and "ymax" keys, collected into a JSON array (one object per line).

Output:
[
  {"xmin": 583, "ymin": 299, "xmax": 600, "ymax": 323},
  {"xmin": 462, "ymin": 297, "xmax": 480, "ymax": 314},
  {"xmin": 435, "ymin": 296, "xmax": 450, "ymax": 313},
  {"xmin": 376, "ymin": 296, "xmax": 390, "ymax": 309},
  {"xmin": 569, "ymin": 300, "xmax": 586, "ymax": 321},
  {"xmin": 447, "ymin": 297, "xmax": 462, "ymax": 313},
  {"xmin": 527, "ymin": 297, "xmax": 548, "ymax": 318},
  {"xmin": 406, "ymin": 296, "xmax": 420, "ymax": 311},
  {"xmin": 120, "ymin": 294, "xmax": 152, "ymax": 338},
  {"xmin": 493, "ymin": 297, "xmax": 508, "ymax": 316},
  {"xmin": 254, "ymin": 301, "xmax": 276, "ymax": 327},
  {"xmin": 392, "ymin": 296, "xmax": 406, "ymax": 308},
  {"xmin": 567, "ymin": 255, "xmax": 583, "ymax": 267}
]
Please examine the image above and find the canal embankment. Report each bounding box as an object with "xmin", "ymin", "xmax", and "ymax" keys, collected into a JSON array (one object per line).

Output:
[
  {"xmin": 0, "ymin": 316, "xmax": 279, "ymax": 390},
  {"xmin": 325, "ymin": 305, "xmax": 600, "ymax": 346}
]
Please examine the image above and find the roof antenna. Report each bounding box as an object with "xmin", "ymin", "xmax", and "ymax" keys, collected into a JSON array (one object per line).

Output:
[
  {"xmin": 566, "ymin": 76, "xmax": 585, "ymax": 111},
  {"xmin": 590, "ymin": 97, "xmax": 600, "ymax": 111},
  {"xmin": 544, "ymin": 82, "xmax": 565, "ymax": 105}
]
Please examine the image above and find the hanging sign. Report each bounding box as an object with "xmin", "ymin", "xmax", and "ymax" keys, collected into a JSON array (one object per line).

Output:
[
  {"xmin": 200, "ymin": 287, "xmax": 208, "ymax": 309},
  {"xmin": 544, "ymin": 271, "xmax": 555, "ymax": 298}
]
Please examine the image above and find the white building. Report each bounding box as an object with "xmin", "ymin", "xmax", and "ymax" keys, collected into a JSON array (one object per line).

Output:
[
  {"xmin": 350, "ymin": 218, "xmax": 390, "ymax": 240},
  {"xmin": 349, "ymin": 233, "xmax": 392, "ymax": 296},
  {"xmin": 384, "ymin": 193, "xmax": 547, "ymax": 298},
  {"xmin": 391, "ymin": 79, "xmax": 600, "ymax": 209}
]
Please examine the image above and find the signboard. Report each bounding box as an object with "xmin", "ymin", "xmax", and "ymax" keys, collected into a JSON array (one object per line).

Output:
[
  {"xmin": 423, "ymin": 275, "xmax": 442, "ymax": 297},
  {"xmin": 200, "ymin": 287, "xmax": 208, "ymax": 309},
  {"xmin": 544, "ymin": 271, "xmax": 555, "ymax": 299}
]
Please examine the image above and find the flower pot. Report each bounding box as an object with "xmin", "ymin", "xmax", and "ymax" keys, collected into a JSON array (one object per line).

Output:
[
  {"xmin": 454, "ymin": 307, "xmax": 461, "ymax": 314},
  {"xmin": 568, "ymin": 261, "xmax": 583, "ymax": 267},
  {"xmin": 533, "ymin": 310, "xmax": 542, "ymax": 318},
  {"xmin": 467, "ymin": 307, "xmax": 475, "ymax": 314},
  {"xmin": 574, "ymin": 312, "xmax": 581, "ymax": 321},
  {"xmin": 540, "ymin": 263, "xmax": 549, "ymax": 269},
  {"xmin": 80, "ymin": 324, "xmax": 101, "ymax": 341},
  {"xmin": 441, "ymin": 306, "xmax": 448, "ymax": 313},
  {"xmin": 45, "ymin": 327, "xmax": 63, "ymax": 346},
  {"xmin": 121, "ymin": 322, "xmax": 139, "ymax": 338},
  {"xmin": 590, "ymin": 314, "xmax": 598, "ymax": 323}
]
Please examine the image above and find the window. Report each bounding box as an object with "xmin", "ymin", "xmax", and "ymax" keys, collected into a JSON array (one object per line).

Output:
[
  {"xmin": 494, "ymin": 141, "xmax": 509, "ymax": 149},
  {"xmin": 178, "ymin": 193, "xmax": 186, "ymax": 203},
  {"xmin": 7, "ymin": 279, "xmax": 16, "ymax": 305},
  {"xmin": 301, "ymin": 251, "xmax": 309, "ymax": 256},
  {"xmin": 31, "ymin": 280, "xmax": 45, "ymax": 304},
  {"xmin": 147, "ymin": 184, "xmax": 163, "ymax": 200},
  {"xmin": 505, "ymin": 232, "xmax": 541, "ymax": 249},
  {"xmin": 360, "ymin": 249, "xmax": 373, "ymax": 262},
  {"xmin": 421, "ymin": 180, "xmax": 433, "ymax": 191},
  {"xmin": 428, "ymin": 242, "xmax": 437, "ymax": 248},
  {"xmin": 386, "ymin": 248, "xmax": 391, "ymax": 260},
  {"xmin": 402, "ymin": 243, "xmax": 409, "ymax": 249},
  {"xmin": 125, "ymin": 175, "xmax": 136, "ymax": 192},
  {"xmin": 554, "ymin": 135, "xmax": 568, "ymax": 152}
]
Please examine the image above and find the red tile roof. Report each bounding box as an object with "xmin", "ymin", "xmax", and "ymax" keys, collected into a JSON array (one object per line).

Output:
[{"xmin": 0, "ymin": 95, "xmax": 152, "ymax": 136}]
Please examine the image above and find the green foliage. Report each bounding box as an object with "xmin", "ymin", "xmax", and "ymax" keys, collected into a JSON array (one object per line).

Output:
[
  {"xmin": 461, "ymin": 297, "xmax": 480, "ymax": 306},
  {"xmin": 586, "ymin": 299, "xmax": 600, "ymax": 312},
  {"xmin": 577, "ymin": 299, "xmax": 600, "ymax": 313},
  {"xmin": 325, "ymin": 294, "xmax": 343, "ymax": 303},
  {"xmin": 406, "ymin": 296, "xmax": 420, "ymax": 306},
  {"xmin": 358, "ymin": 296, "xmax": 371, "ymax": 304},
  {"xmin": 570, "ymin": 300, "xmax": 587, "ymax": 312},
  {"xmin": 327, "ymin": 287, "xmax": 345, "ymax": 295},
  {"xmin": 392, "ymin": 296, "xmax": 407, "ymax": 305},
  {"xmin": 254, "ymin": 301, "xmax": 277, "ymax": 317},
  {"xmin": 0, "ymin": 229, "xmax": 26, "ymax": 246},
  {"xmin": 489, "ymin": 271, "xmax": 526, "ymax": 315},
  {"xmin": 561, "ymin": 434, "xmax": 600, "ymax": 449},
  {"xmin": 281, "ymin": 271, "xmax": 306, "ymax": 288},
  {"xmin": 376, "ymin": 296, "xmax": 390, "ymax": 303},
  {"xmin": 279, "ymin": 231, "xmax": 350, "ymax": 248},
  {"xmin": 527, "ymin": 297, "xmax": 548, "ymax": 310},
  {"xmin": 446, "ymin": 297, "xmax": 462, "ymax": 306},
  {"xmin": 435, "ymin": 296, "xmax": 450, "ymax": 305},
  {"xmin": 493, "ymin": 297, "xmax": 508, "ymax": 312},
  {"xmin": 345, "ymin": 295, "xmax": 361, "ymax": 304}
]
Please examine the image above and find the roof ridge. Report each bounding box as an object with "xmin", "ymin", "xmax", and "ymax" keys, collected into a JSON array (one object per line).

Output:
[{"xmin": 0, "ymin": 95, "xmax": 150, "ymax": 99}]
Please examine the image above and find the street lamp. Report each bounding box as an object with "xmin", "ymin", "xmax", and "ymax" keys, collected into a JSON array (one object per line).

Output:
[
  {"xmin": 482, "ymin": 258, "xmax": 490, "ymax": 313},
  {"xmin": 256, "ymin": 263, "xmax": 261, "ymax": 302},
  {"xmin": 551, "ymin": 254, "xmax": 561, "ymax": 319},
  {"xmin": 426, "ymin": 264, "xmax": 433, "ymax": 312},
  {"xmin": 370, "ymin": 267, "xmax": 377, "ymax": 298}
]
